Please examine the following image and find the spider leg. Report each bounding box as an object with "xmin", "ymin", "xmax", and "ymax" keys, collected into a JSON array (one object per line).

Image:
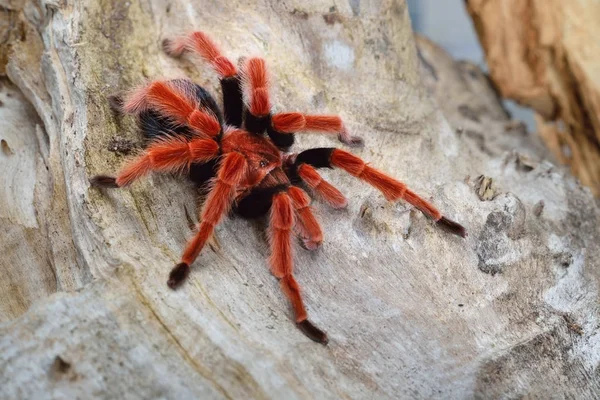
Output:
[
  {"xmin": 240, "ymin": 58, "xmax": 296, "ymax": 151},
  {"xmin": 272, "ymin": 113, "xmax": 363, "ymax": 147},
  {"xmin": 235, "ymin": 185, "xmax": 323, "ymax": 250},
  {"xmin": 288, "ymin": 186, "xmax": 323, "ymax": 250},
  {"xmin": 296, "ymin": 163, "xmax": 347, "ymax": 209},
  {"xmin": 242, "ymin": 57, "xmax": 271, "ymax": 118},
  {"xmin": 293, "ymin": 148, "xmax": 467, "ymax": 237},
  {"xmin": 119, "ymin": 81, "xmax": 222, "ymax": 139},
  {"xmin": 162, "ymin": 31, "xmax": 237, "ymax": 78},
  {"xmin": 269, "ymin": 192, "xmax": 328, "ymax": 344},
  {"xmin": 241, "ymin": 58, "xmax": 362, "ymax": 150},
  {"xmin": 168, "ymin": 152, "xmax": 248, "ymax": 289},
  {"xmin": 90, "ymin": 137, "xmax": 219, "ymax": 188},
  {"xmin": 163, "ymin": 31, "xmax": 243, "ymax": 128}
]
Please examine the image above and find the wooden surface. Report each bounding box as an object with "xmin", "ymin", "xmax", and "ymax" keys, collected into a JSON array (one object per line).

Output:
[
  {"xmin": 467, "ymin": 0, "xmax": 600, "ymax": 196},
  {"xmin": 1, "ymin": 0, "xmax": 600, "ymax": 398}
]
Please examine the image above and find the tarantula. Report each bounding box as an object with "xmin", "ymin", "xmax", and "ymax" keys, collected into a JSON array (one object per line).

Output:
[{"xmin": 91, "ymin": 31, "xmax": 466, "ymax": 344}]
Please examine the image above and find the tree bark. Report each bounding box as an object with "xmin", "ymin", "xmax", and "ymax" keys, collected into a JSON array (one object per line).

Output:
[
  {"xmin": 466, "ymin": 0, "xmax": 600, "ymax": 196},
  {"xmin": 1, "ymin": 0, "xmax": 600, "ymax": 398}
]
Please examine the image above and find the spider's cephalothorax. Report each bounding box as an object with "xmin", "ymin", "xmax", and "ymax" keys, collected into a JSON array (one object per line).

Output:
[{"xmin": 91, "ymin": 31, "xmax": 466, "ymax": 344}]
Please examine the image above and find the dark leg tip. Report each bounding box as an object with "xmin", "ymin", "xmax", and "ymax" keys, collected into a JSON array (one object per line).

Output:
[
  {"xmin": 168, "ymin": 263, "xmax": 190, "ymax": 289},
  {"xmin": 339, "ymin": 134, "xmax": 364, "ymax": 147},
  {"xmin": 299, "ymin": 238, "xmax": 322, "ymax": 252},
  {"xmin": 297, "ymin": 320, "xmax": 329, "ymax": 345},
  {"xmin": 436, "ymin": 216, "xmax": 467, "ymax": 238},
  {"xmin": 161, "ymin": 38, "xmax": 172, "ymax": 53},
  {"xmin": 90, "ymin": 175, "xmax": 119, "ymax": 188},
  {"xmin": 162, "ymin": 38, "xmax": 184, "ymax": 58},
  {"xmin": 107, "ymin": 94, "xmax": 124, "ymax": 114}
]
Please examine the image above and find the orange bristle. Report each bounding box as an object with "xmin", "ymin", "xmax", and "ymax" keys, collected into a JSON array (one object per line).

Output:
[
  {"xmin": 315, "ymin": 181, "xmax": 347, "ymax": 208},
  {"xmin": 123, "ymin": 85, "xmax": 151, "ymax": 114},
  {"xmin": 270, "ymin": 193, "xmax": 295, "ymax": 231},
  {"xmin": 189, "ymin": 139, "xmax": 219, "ymax": 161},
  {"xmin": 331, "ymin": 150, "xmax": 405, "ymax": 201},
  {"xmin": 297, "ymin": 164, "xmax": 347, "ymax": 209},
  {"xmin": 272, "ymin": 113, "xmax": 306, "ymax": 133},
  {"xmin": 281, "ymin": 276, "xmax": 307, "ymax": 322},
  {"xmin": 219, "ymin": 153, "xmax": 248, "ymax": 185},
  {"xmin": 288, "ymin": 186, "xmax": 310, "ymax": 207},
  {"xmin": 330, "ymin": 149, "xmax": 365, "ymax": 176},
  {"xmin": 180, "ymin": 153, "xmax": 247, "ymax": 266},
  {"xmin": 269, "ymin": 193, "xmax": 295, "ymax": 278},
  {"xmin": 200, "ymin": 183, "xmax": 231, "ymax": 227},
  {"xmin": 246, "ymin": 58, "xmax": 268, "ymax": 89},
  {"xmin": 181, "ymin": 223, "xmax": 213, "ymax": 265},
  {"xmin": 189, "ymin": 31, "xmax": 221, "ymax": 60},
  {"xmin": 188, "ymin": 109, "xmax": 221, "ymax": 137},
  {"xmin": 245, "ymin": 58, "xmax": 271, "ymax": 116},
  {"xmin": 288, "ymin": 186, "xmax": 323, "ymax": 244},
  {"xmin": 147, "ymin": 81, "xmax": 196, "ymax": 123},
  {"xmin": 212, "ymin": 56, "xmax": 237, "ymax": 78},
  {"xmin": 304, "ymin": 115, "xmax": 343, "ymax": 132},
  {"xmin": 116, "ymin": 155, "xmax": 153, "ymax": 187},
  {"xmin": 360, "ymin": 166, "xmax": 406, "ymax": 201},
  {"xmin": 164, "ymin": 32, "xmax": 237, "ymax": 77},
  {"xmin": 148, "ymin": 138, "xmax": 191, "ymax": 172},
  {"xmin": 403, "ymin": 189, "xmax": 442, "ymax": 220},
  {"xmin": 187, "ymin": 32, "xmax": 236, "ymax": 77},
  {"xmin": 250, "ymin": 88, "xmax": 271, "ymax": 116}
]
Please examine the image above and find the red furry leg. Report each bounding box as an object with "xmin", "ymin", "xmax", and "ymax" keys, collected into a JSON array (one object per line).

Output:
[
  {"xmin": 119, "ymin": 80, "xmax": 221, "ymax": 138},
  {"xmin": 272, "ymin": 113, "xmax": 363, "ymax": 146},
  {"xmin": 145, "ymin": 81, "xmax": 221, "ymax": 137},
  {"xmin": 269, "ymin": 193, "xmax": 295, "ymax": 279},
  {"xmin": 269, "ymin": 193, "xmax": 328, "ymax": 344},
  {"xmin": 121, "ymin": 84, "xmax": 152, "ymax": 114},
  {"xmin": 297, "ymin": 163, "xmax": 347, "ymax": 209},
  {"xmin": 288, "ymin": 186, "xmax": 323, "ymax": 250},
  {"xmin": 330, "ymin": 149, "xmax": 466, "ymax": 237},
  {"xmin": 163, "ymin": 31, "xmax": 237, "ymax": 78},
  {"xmin": 242, "ymin": 57, "xmax": 271, "ymax": 116},
  {"xmin": 91, "ymin": 138, "xmax": 219, "ymax": 188},
  {"xmin": 168, "ymin": 152, "xmax": 248, "ymax": 289}
]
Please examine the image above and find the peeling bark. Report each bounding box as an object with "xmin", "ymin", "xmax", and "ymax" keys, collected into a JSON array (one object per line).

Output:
[
  {"xmin": 466, "ymin": 0, "xmax": 600, "ymax": 196},
  {"xmin": 1, "ymin": 1, "xmax": 600, "ymax": 398}
]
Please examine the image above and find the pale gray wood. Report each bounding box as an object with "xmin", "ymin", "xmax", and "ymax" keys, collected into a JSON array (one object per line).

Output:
[{"xmin": 1, "ymin": 1, "xmax": 599, "ymax": 398}]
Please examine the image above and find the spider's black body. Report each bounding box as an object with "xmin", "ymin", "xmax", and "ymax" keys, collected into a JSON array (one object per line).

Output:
[
  {"xmin": 136, "ymin": 77, "xmax": 334, "ymax": 219},
  {"xmin": 92, "ymin": 31, "xmax": 466, "ymax": 345}
]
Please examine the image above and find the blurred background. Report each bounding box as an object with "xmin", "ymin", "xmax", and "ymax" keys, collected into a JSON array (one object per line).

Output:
[{"xmin": 407, "ymin": 0, "xmax": 535, "ymax": 130}]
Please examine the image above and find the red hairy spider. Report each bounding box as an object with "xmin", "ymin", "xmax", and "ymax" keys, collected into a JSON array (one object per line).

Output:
[{"xmin": 91, "ymin": 31, "xmax": 466, "ymax": 344}]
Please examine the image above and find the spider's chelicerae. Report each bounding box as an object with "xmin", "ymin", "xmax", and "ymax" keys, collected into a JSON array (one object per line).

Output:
[{"xmin": 91, "ymin": 31, "xmax": 466, "ymax": 344}]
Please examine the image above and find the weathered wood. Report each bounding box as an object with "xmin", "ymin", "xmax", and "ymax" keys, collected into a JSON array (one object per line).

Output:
[
  {"xmin": 466, "ymin": 0, "xmax": 600, "ymax": 196},
  {"xmin": 1, "ymin": 0, "xmax": 600, "ymax": 398}
]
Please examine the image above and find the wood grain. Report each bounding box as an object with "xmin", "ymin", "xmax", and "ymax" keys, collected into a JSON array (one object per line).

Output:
[{"xmin": 1, "ymin": 1, "xmax": 599, "ymax": 398}]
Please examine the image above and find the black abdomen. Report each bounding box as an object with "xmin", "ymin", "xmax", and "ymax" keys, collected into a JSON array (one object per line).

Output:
[{"xmin": 137, "ymin": 80, "xmax": 223, "ymax": 188}]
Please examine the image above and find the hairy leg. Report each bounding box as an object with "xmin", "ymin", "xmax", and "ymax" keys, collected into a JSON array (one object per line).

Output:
[
  {"xmin": 168, "ymin": 152, "xmax": 248, "ymax": 288},
  {"xmin": 163, "ymin": 31, "xmax": 243, "ymax": 127},
  {"xmin": 90, "ymin": 137, "xmax": 219, "ymax": 188},
  {"xmin": 269, "ymin": 192, "xmax": 328, "ymax": 344},
  {"xmin": 287, "ymin": 186, "xmax": 323, "ymax": 250},
  {"xmin": 291, "ymin": 148, "xmax": 467, "ymax": 237},
  {"xmin": 241, "ymin": 57, "xmax": 362, "ymax": 150},
  {"xmin": 272, "ymin": 113, "xmax": 362, "ymax": 146},
  {"xmin": 296, "ymin": 163, "xmax": 347, "ymax": 209}
]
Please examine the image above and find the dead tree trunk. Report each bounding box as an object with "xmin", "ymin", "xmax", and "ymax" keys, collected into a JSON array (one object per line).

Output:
[
  {"xmin": 1, "ymin": 1, "xmax": 600, "ymax": 398},
  {"xmin": 466, "ymin": 0, "xmax": 600, "ymax": 196}
]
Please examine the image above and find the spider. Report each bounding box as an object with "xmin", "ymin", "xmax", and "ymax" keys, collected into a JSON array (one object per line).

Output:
[{"xmin": 91, "ymin": 31, "xmax": 466, "ymax": 344}]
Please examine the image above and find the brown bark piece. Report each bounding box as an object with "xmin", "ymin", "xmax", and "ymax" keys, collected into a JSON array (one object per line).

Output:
[{"xmin": 467, "ymin": 0, "xmax": 600, "ymax": 195}]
